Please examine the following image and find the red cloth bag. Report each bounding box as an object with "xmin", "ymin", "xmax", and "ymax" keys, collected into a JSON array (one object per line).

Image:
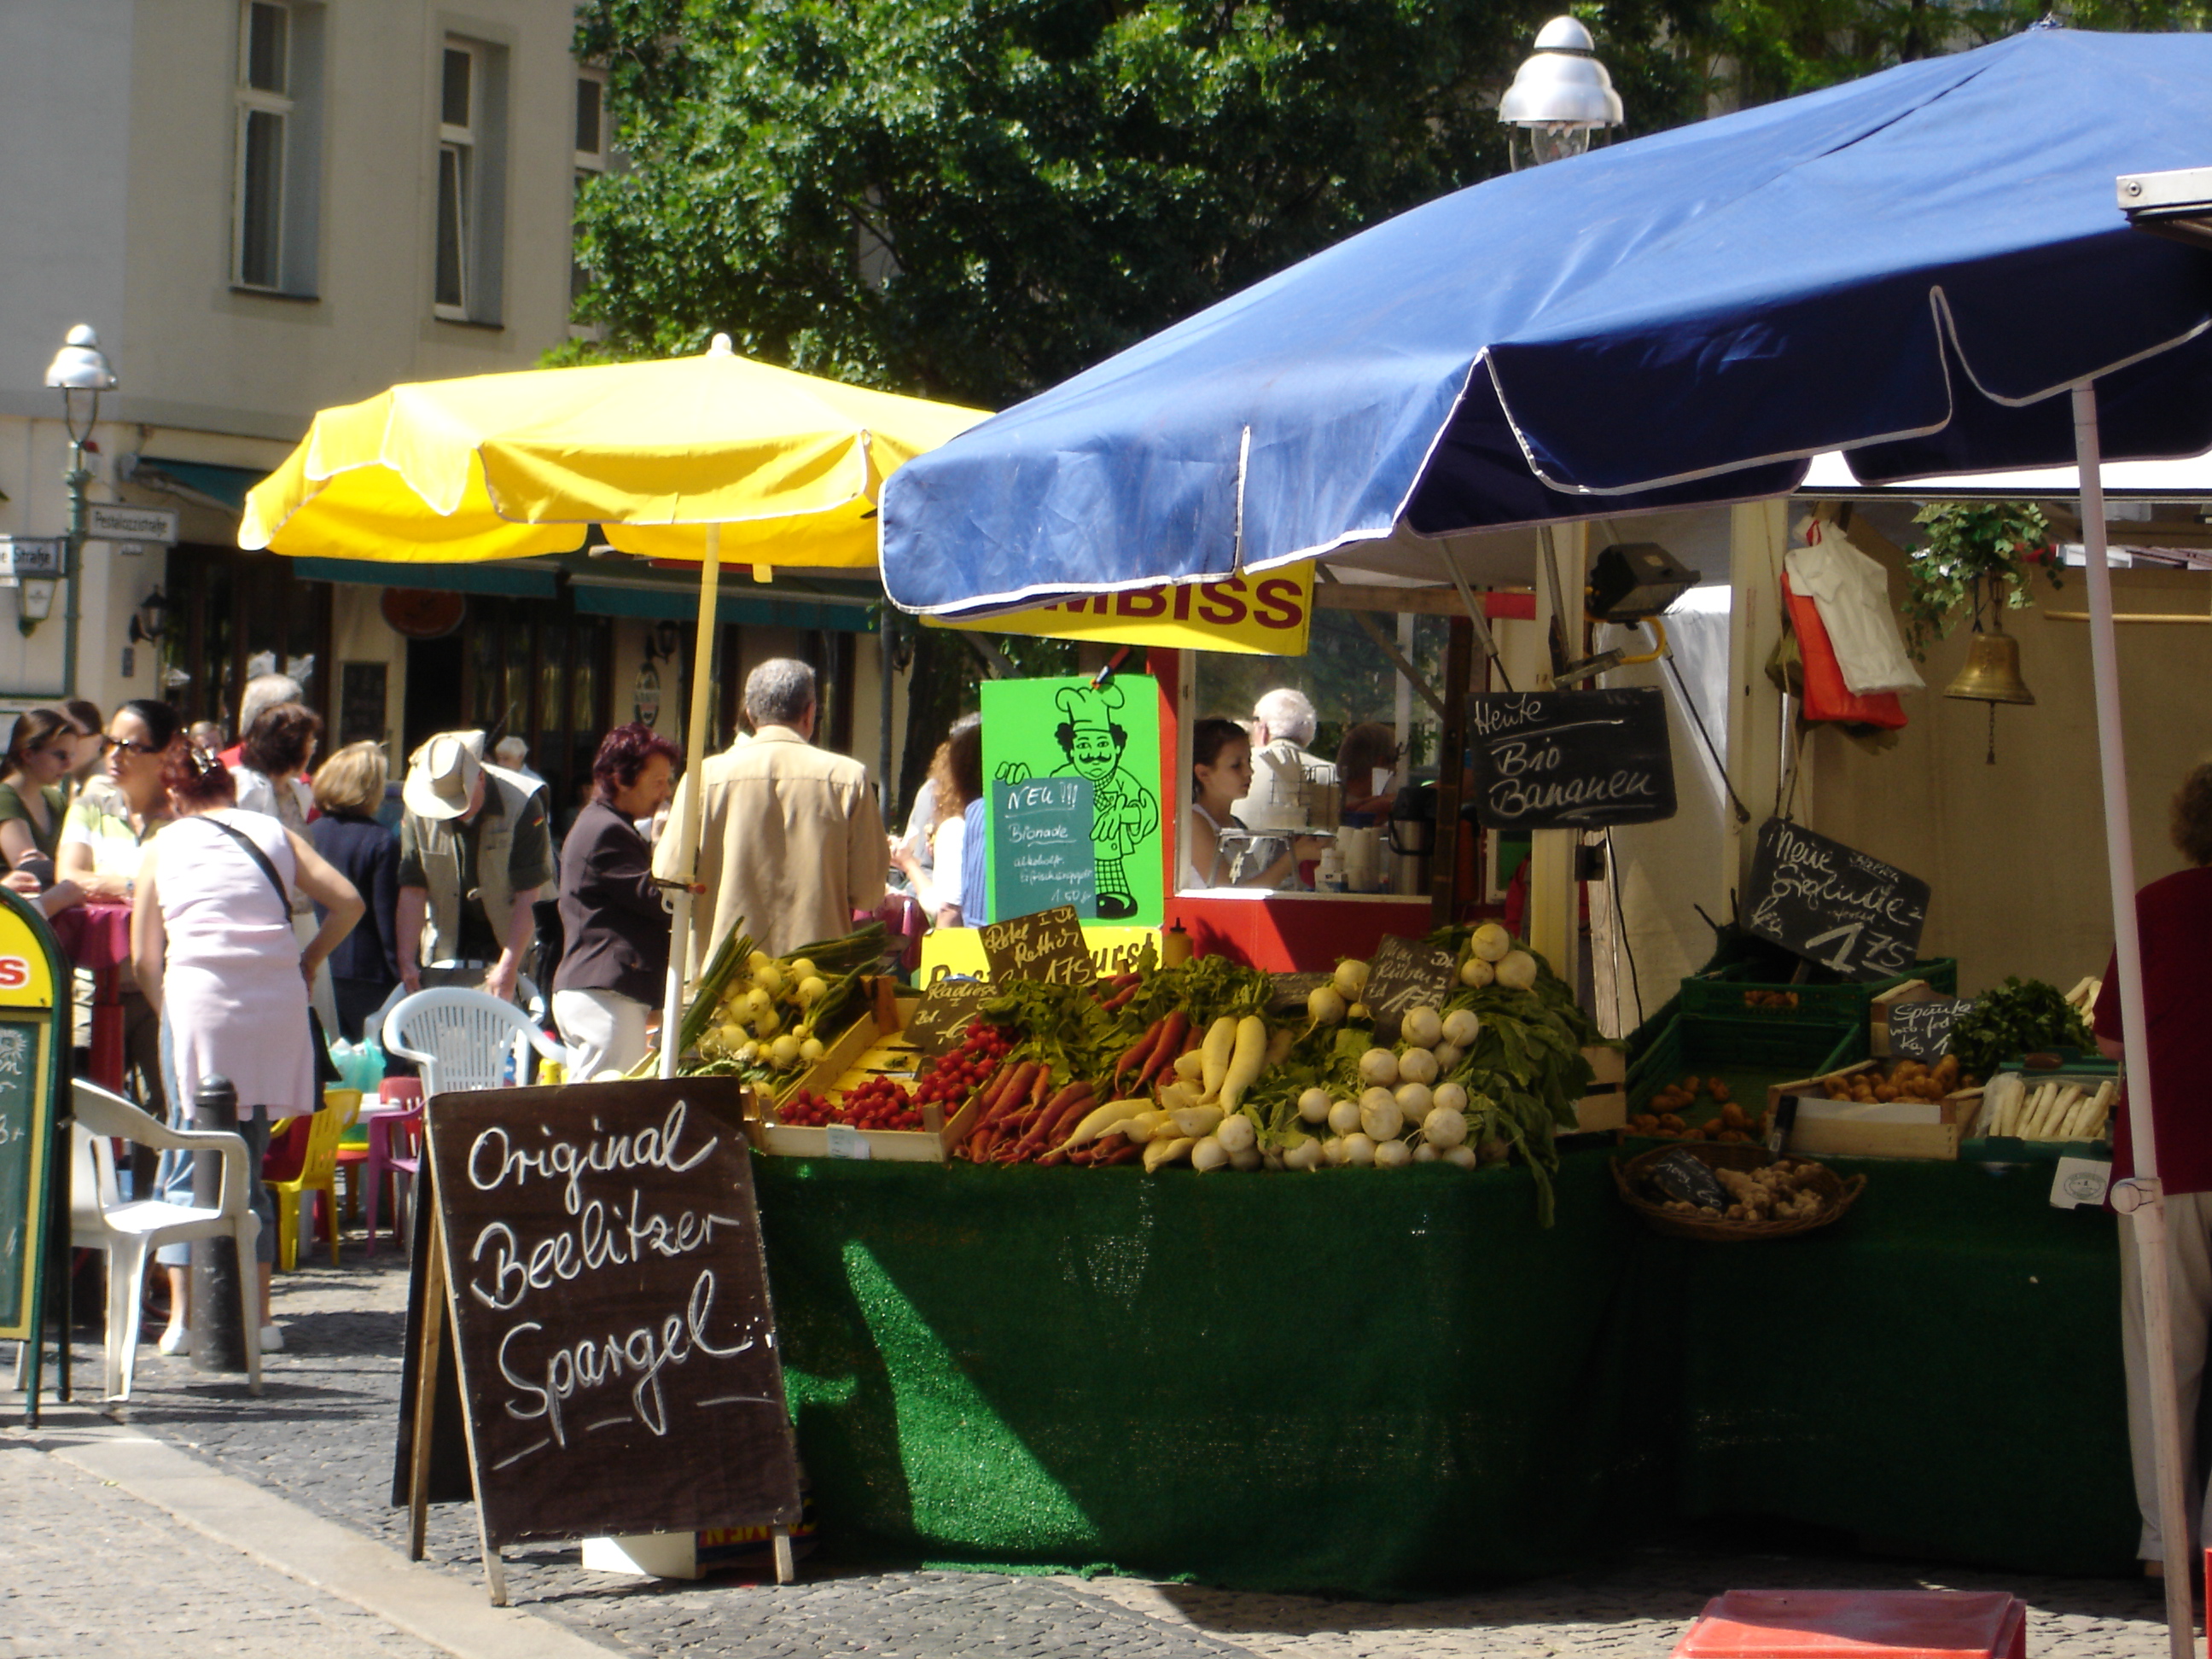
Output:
[{"xmin": 1782, "ymin": 572, "xmax": 1908, "ymax": 729}]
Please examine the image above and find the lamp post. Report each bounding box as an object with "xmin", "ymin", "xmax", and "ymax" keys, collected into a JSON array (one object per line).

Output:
[
  {"xmin": 39, "ymin": 324, "xmax": 116, "ymax": 658},
  {"xmin": 1499, "ymin": 17, "xmax": 1623, "ymax": 169}
]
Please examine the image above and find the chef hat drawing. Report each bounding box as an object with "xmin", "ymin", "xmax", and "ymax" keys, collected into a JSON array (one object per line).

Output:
[{"xmin": 1055, "ymin": 681, "xmax": 1125, "ymax": 731}]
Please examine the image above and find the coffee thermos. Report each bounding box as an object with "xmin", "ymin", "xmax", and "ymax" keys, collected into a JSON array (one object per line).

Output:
[{"xmin": 1388, "ymin": 786, "xmax": 1437, "ymax": 895}]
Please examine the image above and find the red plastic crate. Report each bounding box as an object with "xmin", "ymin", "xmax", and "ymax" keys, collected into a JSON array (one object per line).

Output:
[{"xmin": 1674, "ymin": 1592, "xmax": 2027, "ymax": 1659}]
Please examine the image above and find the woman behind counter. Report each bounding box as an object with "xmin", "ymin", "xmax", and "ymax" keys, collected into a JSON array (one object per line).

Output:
[{"xmin": 1188, "ymin": 717, "xmax": 1325, "ymax": 890}]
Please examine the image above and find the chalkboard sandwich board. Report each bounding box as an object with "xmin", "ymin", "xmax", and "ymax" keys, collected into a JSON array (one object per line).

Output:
[
  {"xmin": 1361, "ymin": 934, "xmax": 1459, "ymax": 1044},
  {"xmin": 1467, "ymin": 689, "xmax": 1676, "ymax": 830},
  {"xmin": 980, "ymin": 904, "xmax": 1095, "ymax": 987},
  {"xmin": 422, "ymin": 1077, "xmax": 802, "ymax": 1557},
  {"xmin": 1744, "ymin": 818, "xmax": 1930, "ymax": 984}
]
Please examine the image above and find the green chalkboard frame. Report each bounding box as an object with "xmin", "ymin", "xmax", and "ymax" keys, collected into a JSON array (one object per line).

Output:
[{"xmin": 0, "ymin": 887, "xmax": 73, "ymax": 1423}]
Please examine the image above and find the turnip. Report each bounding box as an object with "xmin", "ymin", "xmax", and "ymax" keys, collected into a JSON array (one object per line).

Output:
[
  {"xmin": 1423, "ymin": 1105, "xmax": 1469, "ymax": 1148},
  {"xmin": 1308, "ymin": 985, "xmax": 1348, "ymax": 1025},
  {"xmin": 1458, "ymin": 957, "xmax": 1494, "ymax": 988},
  {"xmin": 1327, "ymin": 1098, "xmax": 1364, "ymax": 1137},
  {"xmin": 1401, "ymin": 1006, "xmax": 1443, "ymax": 1050},
  {"xmin": 1394, "ymin": 1081, "xmax": 1433, "ymax": 1121},
  {"xmin": 1496, "ymin": 950, "xmax": 1539, "ymax": 991},
  {"xmin": 1334, "ymin": 958, "xmax": 1371, "ymax": 998},
  {"xmin": 1373, "ymin": 1138, "xmax": 1412, "ymax": 1169},
  {"xmin": 1443, "ymin": 1144, "xmax": 1479, "ymax": 1169},
  {"xmin": 1359, "ymin": 1085, "xmax": 1395, "ymax": 1114},
  {"xmin": 1341, "ymin": 1132, "xmax": 1377, "ymax": 1166},
  {"xmin": 1431, "ymin": 1043, "xmax": 1464, "ymax": 1074},
  {"xmin": 1395, "ymin": 1046, "xmax": 1438, "ymax": 1086},
  {"xmin": 1284, "ymin": 1136, "xmax": 1323, "ymax": 1171},
  {"xmin": 1348, "ymin": 1002, "xmax": 1371, "ymax": 1022},
  {"xmin": 1358, "ymin": 1048, "xmax": 1399, "ymax": 1087},
  {"xmin": 1322, "ymin": 1136, "xmax": 1348, "ymax": 1166},
  {"xmin": 1230, "ymin": 1145, "xmax": 1264, "ymax": 1172},
  {"xmin": 1432, "ymin": 1080, "xmax": 1469, "ymax": 1115},
  {"xmin": 1297, "ymin": 1086, "xmax": 1332, "ymax": 1124},
  {"xmin": 1441, "ymin": 1008, "xmax": 1482, "ymax": 1048},
  {"xmin": 1470, "ymin": 923, "xmax": 1512, "ymax": 963},
  {"xmin": 1190, "ymin": 1136, "xmax": 1230, "ymax": 1173},
  {"xmin": 1413, "ymin": 1141, "xmax": 1441, "ymax": 1163},
  {"xmin": 1360, "ymin": 1094, "xmax": 1404, "ymax": 1139},
  {"xmin": 1215, "ymin": 1112, "xmax": 1257, "ymax": 1154}
]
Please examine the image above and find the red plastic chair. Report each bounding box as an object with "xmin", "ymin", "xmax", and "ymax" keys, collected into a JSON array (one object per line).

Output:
[{"xmin": 364, "ymin": 1105, "xmax": 424, "ymax": 1253}]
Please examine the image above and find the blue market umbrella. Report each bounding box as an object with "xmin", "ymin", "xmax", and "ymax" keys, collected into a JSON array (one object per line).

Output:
[
  {"xmin": 882, "ymin": 29, "xmax": 2212, "ymax": 1645},
  {"xmin": 881, "ymin": 26, "xmax": 2212, "ymax": 614}
]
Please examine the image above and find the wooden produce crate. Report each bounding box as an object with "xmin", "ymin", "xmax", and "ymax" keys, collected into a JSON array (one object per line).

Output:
[
  {"xmin": 1680, "ymin": 958, "xmax": 1959, "ymax": 1026},
  {"xmin": 1767, "ymin": 1058, "xmax": 1982, "ymax": 1161},
  {"xmin": 744, "ymin": 983, "xmax": 980, "ymax": 1161},
  {"xmin": 1569, "ymin": 1046, "xmax": 1628, "ymax": 1132}
]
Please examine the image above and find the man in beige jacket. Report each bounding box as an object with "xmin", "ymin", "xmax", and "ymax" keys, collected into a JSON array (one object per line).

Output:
[{"xmin": 656, "ymin": 658, "xmax": 886, "ymax": 971}]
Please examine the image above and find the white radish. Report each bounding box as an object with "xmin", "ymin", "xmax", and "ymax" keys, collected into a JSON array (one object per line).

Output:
[
  {"xmin": 1359, "ymin": 1048, "xmax": 1400, "ymax": 1087},
  {"xmin": 1328, "ymin": 1098, "xmax": 1364, "ymax": 1137},
  {"xmin": 1394, "ymin": 1081, "xmax": 1433, "ymax": 1121},
  {"xmin": 1215, "ymin": 1113, "xmax": 1257, "ymax": 1154},
  {"xmin": 1322, "ymin": 1136, "xmax": 1348, "ymax": 1166},
  {"xmin": 1359, "ymin": 1085, "xmax": 1396, "ymax": 1114},
  {"xmin": 1458, "ymin": 957, "xmax": 1495, "ymax": 988},
  {"xmin": 1496, "ymin": 951, "xmax": 1539, "ymax": 991},
  {"xmin": 1144, "ymin": 1135, "xmax": 1196, "ymax": 1173},
  {"xmin": 1401, "ymin": 1007, "xmax": 1444, "ymax": 1050},
  {"xmin": 1471, "ymin": 923, "xmax": 1511, "ymax": 963},
  {"xmin": 1413, "ymin": 1142, "xmax": 1441, "ymax": 1163},
  {"xmin": 1156, "ymin": 1080, "xmax": 1198, "ymax": 1114},
  {"xmin": 1360, "ymin": 1094, "xmax": 1404, "ymax": 1140},
  {"xmin": 1441, "ymin": 1008, "xmax": 1482, "ymax": 1048},
  {"xmin": 1172, "ymin": 1104, "xmax": 1225, "ymax": 1140},
  {"xmin": 1173, "ymin": 1050, "xmax": 1207, "ymax": 1082},
  {"xmin": 1199, "ymin": 1016, "xmax": 1239, "ymax": 1098},
  {"xmin": 1230, "ymin": 1145, "xmax": 1263, "ymax": 1172},
  {"xmin": 1308, "ymin": 985, "xmax": 1348, "ymax": 1025},
  {"xmin": 1297, "ymin": 1086, "xmax": 1332, "ymax": 1124},
  {"xmin": 1423, "ymin": 1105, "xmax": 1469, "ymax": 1147},
  {"xmin": 1342, "ymin": 1132, "xmax": 1377, "ymax": 1166},
  {"xmin": 1396, "ymin": 1046, "xmax": 1439, "ymax": 1086},
  {"xmin": 1443, "ymin": 1144, "xmax": 1479, "ymax": 1169},
  {"xmin": 1216, "ymin": 1016, "xmax": 1272, "ymax": 1111},
  {"xmin": 1284, "ymin": 1136, "xmax": 1323, "ymax": 1171},
  {"xmin": 1431, "ymin": 1042, "xmax": 1464, "ymax": 1074},
  {"xmin": 1432, "ymin": 1080, "xmax": 1469, "ymax": 1115},
  {"xmin": 1373, "ymin": 1138, "xmax": 1412, "ymax": 1168},
  {"xmin": 1335, "ymin": 958, "xmax": 1371, "ymax": 998},
  {"xmin": 1190, "ymin": 1136, "xmax": 1230, "ymax": 1173}
]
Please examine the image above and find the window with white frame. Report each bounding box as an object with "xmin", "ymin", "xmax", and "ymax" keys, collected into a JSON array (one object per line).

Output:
[
  {"xmin": 434, "ymin": 40, "xmax": 480, "ymax": 317},
  {"xmin": 571, "ymin": 69, "xmax": 608, "ymax": 308},
  {"xmin": 234, "ymin": 1, "xmax": 292, "ymax": 289}
]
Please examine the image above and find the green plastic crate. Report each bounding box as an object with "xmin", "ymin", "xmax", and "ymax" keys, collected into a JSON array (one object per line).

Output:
[
  {"xmin": 1678, "ymin": 958, "xmax": 1959, "ymax": 1027},
  {"xmin": 1625, "ymin": 1011, "xmax": 1865, "ymax": 1115}
]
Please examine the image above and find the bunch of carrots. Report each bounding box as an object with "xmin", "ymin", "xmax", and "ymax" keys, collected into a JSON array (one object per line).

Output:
[{"xmin": 947, "ymin": 1005, "xmax": 1202, "ymax": 1167}]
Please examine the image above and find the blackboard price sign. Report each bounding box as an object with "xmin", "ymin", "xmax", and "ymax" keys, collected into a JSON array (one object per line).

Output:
[
  {"xmin": 1889, "ymin": 995, "xmax": 1969, "ymax": 1062},
  {"xmin": 423, "ymin": 1077, "xmax": 800, "ymax": 1552},
  {"xmin": 1745, "ymin": 818, "xmax": 1930, "ymax": 983},
  {"xmin": 1466, "ymin": 689, "xmax": 1676, "ymax": 830},
  {"xmin": 1361, "ymin": 935, "xmax": 1458, "ymax": 1043},
  {"xmin": 980, "ymin": 904, "xmax": 1095, "ymax": 987},
  {"xmin": 1269, "ymin": 972, "xmax": 1333, "ymax": 1016},
  {"xmin": 992, "ymin": 777, "xmax": 1097, "ymax": 921},
  {"xmin": 907, "ymin": 977, "xmax": 997, "ymax": 1056}
]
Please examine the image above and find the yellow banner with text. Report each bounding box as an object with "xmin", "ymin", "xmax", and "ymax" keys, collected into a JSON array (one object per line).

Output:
[{"xmin": 930, "ymin": 568, "xmax": 1313, "ymax": 657}]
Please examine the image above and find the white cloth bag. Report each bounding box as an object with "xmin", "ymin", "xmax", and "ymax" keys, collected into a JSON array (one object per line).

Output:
[{"xmin": 1784, "ymin": 516, "xmax": 1926, "ymax": 696}]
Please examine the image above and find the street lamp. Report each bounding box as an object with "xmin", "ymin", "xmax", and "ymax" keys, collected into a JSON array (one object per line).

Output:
[
  {"xmin": 1499, "ymin": 17, "xmax": 1623, "ymax": 169},
  {"xmin": 38, "ymin": 323, "xmax": 117, "ymax": 640}
]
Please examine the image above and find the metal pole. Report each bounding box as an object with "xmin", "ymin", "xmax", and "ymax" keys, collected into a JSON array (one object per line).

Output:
[
  {"xmin": 188, "ymin": 1076, "xmax": 250, "ymax": 1374},
  {"xmin": 878, "ymin": 609, "xmax": 896, "ymax": 824},
  {"xmin": 2073, "ymin": 381, "xmax": 2193, "ymax": 1656},
  {"xmin": 659, "ymin": 524, "xmax": 723, "ymax": 1080}
]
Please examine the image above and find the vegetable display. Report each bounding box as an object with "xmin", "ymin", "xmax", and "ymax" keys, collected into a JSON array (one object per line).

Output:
[
  {"xmin": 1945, "ymin": 976, "xmax": 2093, "ymax": 1079},
  {"xmin": 664, "ymin": 920, "xmax": 886, "ymax": 1091},
  {"xmin": 1976, "ymin": 1073, "xmax": 2115, "ymax": 1141}
]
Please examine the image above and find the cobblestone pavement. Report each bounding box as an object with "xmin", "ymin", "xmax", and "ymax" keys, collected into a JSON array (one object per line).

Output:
[
  {"xmin": 0, "ymin": 1434, "xmax": 446, "ymax": 1659},
  {"xmin": 9, "ymin": 1249, "xmax": 2193, "ymax": 1659}
]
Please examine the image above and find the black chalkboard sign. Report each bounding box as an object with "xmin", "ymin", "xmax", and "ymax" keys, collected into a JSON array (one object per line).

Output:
[
  {"xmin": 1361, "ymin": 935, "xmax": 1458, "ymax": 1044},
  {"xmin": 1745, "ymin": 818, "xmax": 1930, "ymax": 983},
  {"xmin": 339, "ymin": 661, "xmax": 388, "ymax": 748},
  {"xmin": 1269, "ymin": 972, "xmax": 1333, "ymax": 1016},
  {"xmin": 423, "ymin": 1077, "xmax": 800, "ymax": 1551},
  {"xmin": 980, "ymin": 904, "xmax": 1094, "ymax": 987},
  {"xmin": 907, "ymin": 977, "xmax": 996, "ymax": 1056},
  {"xmin": 1466, "ymin": 689, "xmax": 1676, "ymax": 830},
  {"xmin": 1889, "ymin": 995, "xmax": 1969, "ymax": 1062}
]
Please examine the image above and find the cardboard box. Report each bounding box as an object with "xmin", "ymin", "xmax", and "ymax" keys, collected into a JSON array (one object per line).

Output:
[{"xmin": 1768, "ymin": 1058, "xmax": 1982, "ymax": 1161}]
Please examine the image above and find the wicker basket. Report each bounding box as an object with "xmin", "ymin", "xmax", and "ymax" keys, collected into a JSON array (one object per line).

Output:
[{"xmin": 1610, "ymin": 1142, "xmax": 1865, "ymax": 1243}]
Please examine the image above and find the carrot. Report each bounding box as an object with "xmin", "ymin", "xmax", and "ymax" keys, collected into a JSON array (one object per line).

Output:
[
  {"xmin": 1030, "ymin": 1064, "xmax": 1054, "ymax": 1108},
  {"xmin": 977, "ymin": 1061, "xmax": 1040, "ymax": 1129},
  {"xmin": 1112, "ymin": 1017, "xmax": 1168, "ymax": 1090},
  {"xmin": 1095, "ymin": 1140, "xmax": 1142, "ymax": 1166},
  {"xmin": 1072, "ymin": 1131, "xmax": 1127, "ymax": 1167},
  {"xmin": 1010, "ymin": 1083, "xmax": 1094, "ymax": 1160},
  {"xmin": 1179, "ymin": 1022, "xmax": 1205, "ymax": 1057},
  {"xmin": 1135, "ymin": 1013, "xmax": 1189, "ymax": 1087},
  {"xmin": 1100, "ymin": 984, "xmax": 1140, "ymax": 1013}
]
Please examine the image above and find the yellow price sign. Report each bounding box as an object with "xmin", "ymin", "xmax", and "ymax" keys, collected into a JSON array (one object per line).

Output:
[{"xmin": 931, "ymin": 568, "xmax": 1313, "ymax": 657}]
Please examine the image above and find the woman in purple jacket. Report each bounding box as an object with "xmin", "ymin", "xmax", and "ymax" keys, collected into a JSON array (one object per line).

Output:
[{"xmin": 553, "ymin": 724, "xmax": 679, "ymax": 1080}]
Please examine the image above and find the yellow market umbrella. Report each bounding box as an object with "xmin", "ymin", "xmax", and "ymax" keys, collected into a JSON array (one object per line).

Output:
[{"xmin": 241, "ymin": 335, "xmax": 987, "ymax": 1076}]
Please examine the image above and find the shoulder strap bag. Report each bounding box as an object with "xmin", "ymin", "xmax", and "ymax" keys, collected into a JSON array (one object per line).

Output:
[{"xmin": 200, "ymin": 814, "xmax": 342, "ymax": 1088}]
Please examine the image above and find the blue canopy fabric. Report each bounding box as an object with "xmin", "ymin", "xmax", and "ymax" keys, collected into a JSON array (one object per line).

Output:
[{"xmin": 882, "ymin": 27, "xmax": 2212, "ymax": 617}]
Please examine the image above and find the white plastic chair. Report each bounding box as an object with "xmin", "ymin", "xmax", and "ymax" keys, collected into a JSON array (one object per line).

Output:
[
  {"xmin": 70, "ymin": 1079, "xmax": 264, "ymax": 1401},
  {"xmin": 382, "ymin": 987, "xmax": 568, "ymax": 1097}
]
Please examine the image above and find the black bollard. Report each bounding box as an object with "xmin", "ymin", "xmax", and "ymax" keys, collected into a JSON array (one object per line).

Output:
[{"xmin": 189, "ymin": 1075, "xmax": 251, "ymax": 1375}]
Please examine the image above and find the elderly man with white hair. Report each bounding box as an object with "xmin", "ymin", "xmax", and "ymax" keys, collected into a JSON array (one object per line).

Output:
[
  {"xmin": 1230, "ymin": 687, "xmax": 1338, "ymax": 829},
  {"xmin": 654, "ymin": 657, "xmax": 886, "ymax": 966}
]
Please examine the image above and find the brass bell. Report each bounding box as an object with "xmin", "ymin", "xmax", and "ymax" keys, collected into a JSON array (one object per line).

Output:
[{"xmin": 1944, "ymin": 629, "xmax": 2034, "ymax": 706}]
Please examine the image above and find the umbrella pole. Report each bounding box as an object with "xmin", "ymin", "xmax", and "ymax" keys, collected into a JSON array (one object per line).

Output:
[
  {"xmin": 659, "ymin": 523, "xmax": 724, "ymax": 1080},
  {"xmin": 2073, "ymin": 381, "xmax": 2193, "ymax": 1652}
]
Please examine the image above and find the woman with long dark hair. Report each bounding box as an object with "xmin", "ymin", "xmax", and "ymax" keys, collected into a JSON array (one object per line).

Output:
[
  {"xmin": 553, "ymin": 723, "xmax": 680, "ymax": 1080},
  {"xmin": 133, "ymin": 745, "xmax": 362, "ymax": 1356},
  {"xmin": 890, "ymin": 717, "xmax": 982, "ymax": 928},
  {"xmin": 0, "ymin": 707, "xmax": 79, "ymax": 876}
]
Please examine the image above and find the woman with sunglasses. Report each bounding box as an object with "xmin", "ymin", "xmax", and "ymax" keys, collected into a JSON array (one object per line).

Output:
[{"xmin": 0, "ymin": 707, "xmax": 79, "ymax": 881}]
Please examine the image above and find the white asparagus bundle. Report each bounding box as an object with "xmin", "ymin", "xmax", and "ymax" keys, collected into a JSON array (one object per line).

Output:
[
  {"xmin": 2061, "ymin": 1080, "xmax": 2116, "ymax": 1141},
  {"xmin": 1981, "ymin": 1073, "xmax": 2025, "ymax": 1137}
]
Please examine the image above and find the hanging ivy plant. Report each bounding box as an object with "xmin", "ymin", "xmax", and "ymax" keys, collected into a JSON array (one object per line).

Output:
[{"xmin": 1900, "ymin": 502, "xmax": 2063, "ymax": 660}]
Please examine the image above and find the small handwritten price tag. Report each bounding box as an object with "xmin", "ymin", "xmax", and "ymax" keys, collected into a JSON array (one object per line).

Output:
[
  {"xmin": 980, "ymin": 904, "xmax": 1094, "ymax": 987},
  {"xmin": 824, "ymin": 1124, "xmax": 873, "ymax": 1161},
  {"xmin": 1886, "ymin": 995, "xmax": 1967, "ymax": 1062},
  {"xmin": 1361, "ymin": 935, "xmax": 1458, "ymax": 1043},
  {"xmin": 907, "ymin": 977, "xmax": 997, "ymax": 1057}
]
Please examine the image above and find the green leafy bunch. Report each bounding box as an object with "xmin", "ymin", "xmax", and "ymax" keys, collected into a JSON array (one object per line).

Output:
[
  {"xmin": 1901, "ymin": 502, "xmax": 2061, "ymax": 658},
  {"xmin": 1946, "ymin": 976, "xmax": 2093, "ymax": 1079}
]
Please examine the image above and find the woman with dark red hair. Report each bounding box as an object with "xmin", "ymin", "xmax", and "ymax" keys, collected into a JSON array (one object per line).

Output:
[
  {"xmin": 553, "ymin": 723, "xmax": 679, "ymax": 1080},
  {"xmin": 131, "ymin": 745, "xmax": 362, "ymax": 1357}
]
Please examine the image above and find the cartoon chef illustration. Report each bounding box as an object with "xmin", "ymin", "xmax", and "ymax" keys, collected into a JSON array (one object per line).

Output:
[{"xmin": 1049, "ymin": 681, "xmax": 1159, "ymax": 919}]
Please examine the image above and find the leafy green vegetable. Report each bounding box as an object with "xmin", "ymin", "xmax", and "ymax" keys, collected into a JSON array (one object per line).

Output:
[{"xmin": 1947, "ymin": 976, "xmax": 2093, "ymax": 1079}]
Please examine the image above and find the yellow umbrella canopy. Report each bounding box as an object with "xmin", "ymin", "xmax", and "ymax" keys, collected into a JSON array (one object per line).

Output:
[{"xmin": 240, "ymin": 335, "xmax": 986, "ymax": 567}]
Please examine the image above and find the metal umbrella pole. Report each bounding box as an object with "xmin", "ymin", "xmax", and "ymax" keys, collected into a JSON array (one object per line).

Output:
[
  {"xmin": 659, "ymin": 521, "xmax": 723, "ymax": 1080},
  {"xmin": 2072, "ymin": 381, "xmax": 2193, "ymax": 1657}
]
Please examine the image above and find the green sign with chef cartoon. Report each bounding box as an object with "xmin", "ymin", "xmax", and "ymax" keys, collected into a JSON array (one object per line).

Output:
[{"xmin": 982, "ymin": 676, "xmax": 1162, "ymax": 925}]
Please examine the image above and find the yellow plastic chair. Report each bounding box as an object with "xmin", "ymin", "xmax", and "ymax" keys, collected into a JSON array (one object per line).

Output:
[{"xmin": 268, "ymin": 1090, "xmax": 361, "ymax": 1272}]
